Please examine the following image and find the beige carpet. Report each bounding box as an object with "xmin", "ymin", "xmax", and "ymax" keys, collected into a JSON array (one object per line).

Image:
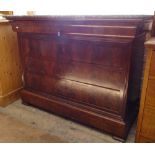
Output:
[
  {"xmin": 0, "ymin": 112, "xmax": 65, "ymax": 143},
  {"xmin": 0, "ymin": 100, "xmax": 136, "ymax": 142}
]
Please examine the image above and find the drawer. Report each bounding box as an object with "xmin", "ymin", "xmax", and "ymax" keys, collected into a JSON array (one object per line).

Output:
[
  {"xmin": 145, "ymin": 79, "xmax": 155, "ymax": 107},
  {"xmin": 20, "ymin": 28, "xmax": 131, "ymax": 70},
  {"xmin": 61, "ymin": 24, "xmax": 136, "ymax": 37},
  {"xmin": 24, "ymin": 72, "xmax": 122, "ymax": 115},
  {"xmin": 141, "ymin": 106, "xmax": 155, "ymax": 140},
  {"xmin": 12, "ymin": 21, "xmax": 60, "ymax": 34},
  {"xmin": 59, "ymin": 37, "xmax": 130, "ymax": 69},
  {"xmin": 12, "ymin": 20, "xmax": 136, "ymax": 37},
  {"xmin": 149, "ymin": 50, "xmax": 155, "ymax": 77},
  {"xmin": 55, "ymin": 60, "xmax": 125, "ymax": 90},
  {"xmin": 25, "ymin": 57, "xmax": 125, "ymax": 90}
]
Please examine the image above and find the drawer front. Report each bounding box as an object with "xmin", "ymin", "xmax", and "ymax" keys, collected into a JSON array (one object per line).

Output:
[
  {"xmin": 12, "ymin": 21, "xmax": 60, "ymax": 34},
  {"xmin": 149, "ymin": 50, "xmax": 155, "ymax": 77},
  {"xmin": 25, "ymin": 57, "xmax": 125, "ymax": 90},
  {"xmin": 20, "ymin": 33, "xmax": 131, "ymax": 70},
  {"xmin": 61, "ymin": 24, "xmax": 136, "ymax": 37},
  {"xmin": 12, "ymin": 21, "xmax": 136, "ymax": 37},
  {"xmin": 25, "ymin": 57, "xmax": 55, "ymax": 76},
  {"xmin": 59, "ymin": 37, "xmax": 131, "ymax": 69},
  {"xmin": 20, "ymin": 35, "xmax": 58, "ymax": 62},
  {"xmin": 55, "ymin": 61, "xmax": 125, "ymax": 90},
  {"xmin": 145, "ymin": 79, "xmax": 155, "ymax": 107},
  {"xmin": 141, "ymin": 107, "xmax": 155, "ymax": 140},
  {"xmin": 24, "ymin": 72, "xmax": 122, "ymax": 115}
]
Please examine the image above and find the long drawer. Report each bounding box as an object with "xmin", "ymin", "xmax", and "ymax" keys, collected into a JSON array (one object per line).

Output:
[
  {"xmin": 21, "ymin": 34, "xmax": 130, "ymax": 69},
  {"xmin": 12, "ymin": 20, "xmax": 137, "ymax": 38},
  {"xmin": 25, "ymin": 57, "xmax": 125, "ymax": 90},
  {"xmin": 24, "ymin": 68, "xmax": 123, "ymax": 115}
]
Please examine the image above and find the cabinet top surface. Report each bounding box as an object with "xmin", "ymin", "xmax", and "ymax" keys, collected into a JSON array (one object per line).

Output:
[{"xmin": 4, "ymin": 15, "xmax": 153, "ymax": 21}]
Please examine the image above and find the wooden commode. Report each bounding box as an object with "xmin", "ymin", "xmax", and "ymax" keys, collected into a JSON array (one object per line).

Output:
[
  {"xmin": 5, "ymin": 15, "xmax": 152, "ymax": 141},
  {"xmin": 0, "ymin": 20, "xmax": 23, "ymax": 106}
]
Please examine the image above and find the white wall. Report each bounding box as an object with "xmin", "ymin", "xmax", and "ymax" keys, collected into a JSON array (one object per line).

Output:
[{"xmin": 0, "ymin": 0, "xmax": 154, "ymax": 15}]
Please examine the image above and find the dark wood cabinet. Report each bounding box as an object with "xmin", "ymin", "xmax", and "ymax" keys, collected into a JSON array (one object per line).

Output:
[{"xmin": 5, "ymin": 15, "xmax": 152, "ymax": 141}]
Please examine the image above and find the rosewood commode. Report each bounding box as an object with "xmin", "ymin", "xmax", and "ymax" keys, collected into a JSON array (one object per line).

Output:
[{"xmin": 5, "ymin": 15, "xmax": 152, "ymax": 141}]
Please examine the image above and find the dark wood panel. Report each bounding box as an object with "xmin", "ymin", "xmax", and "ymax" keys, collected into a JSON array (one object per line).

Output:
[
  {"xmin": 61, "ymin": 24, "xmax": 137, "ymax": 37},
  {"xmin": 24, "ymin": 72, "xmax": 122, "ymax": 114},
  {"xmin": 12, "ymin": 21, "xmax": 136, "ymax": 37},
  {"xmin": 9, "ymin": 15, "xmax": 152, "ymax": 35},
  {"xmin": 25, "ymin": 57, "xmax": 56, "ymax": 76},
  {"xmin": 20, "ymin": 34, "xmax": 58, "ymax": 62},
  {"xmin": 58, "ymin": 37, "xmax": 130, "ymax": 69},
  {"xmin": 12, "ymin": 21, "xmax": 60, "ymax": 34},
  {"xmin": 21, "ymin": 34, "xmax": 131, "ymax": 69},
  {"xmin": 25, "ymin": 57, "xmax": 125, "ymax": 89},
  {"xmin": 55, "ymin": 61, "xmax": 125, "ymax": 90}
]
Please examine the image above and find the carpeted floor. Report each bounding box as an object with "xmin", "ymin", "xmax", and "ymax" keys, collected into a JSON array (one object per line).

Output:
[
  {"xmin": 0, "ymin": 112, "xmax": 65, "ymax": 143},
  {"xmin": 0, "ymin": 99, "xmax": 136, "ymax": 143}
]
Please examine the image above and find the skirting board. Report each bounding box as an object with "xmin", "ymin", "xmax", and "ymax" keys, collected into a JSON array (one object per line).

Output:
[{"xmin": 0, "ymin": 88, "xmax": 22, "ymax": 107}]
